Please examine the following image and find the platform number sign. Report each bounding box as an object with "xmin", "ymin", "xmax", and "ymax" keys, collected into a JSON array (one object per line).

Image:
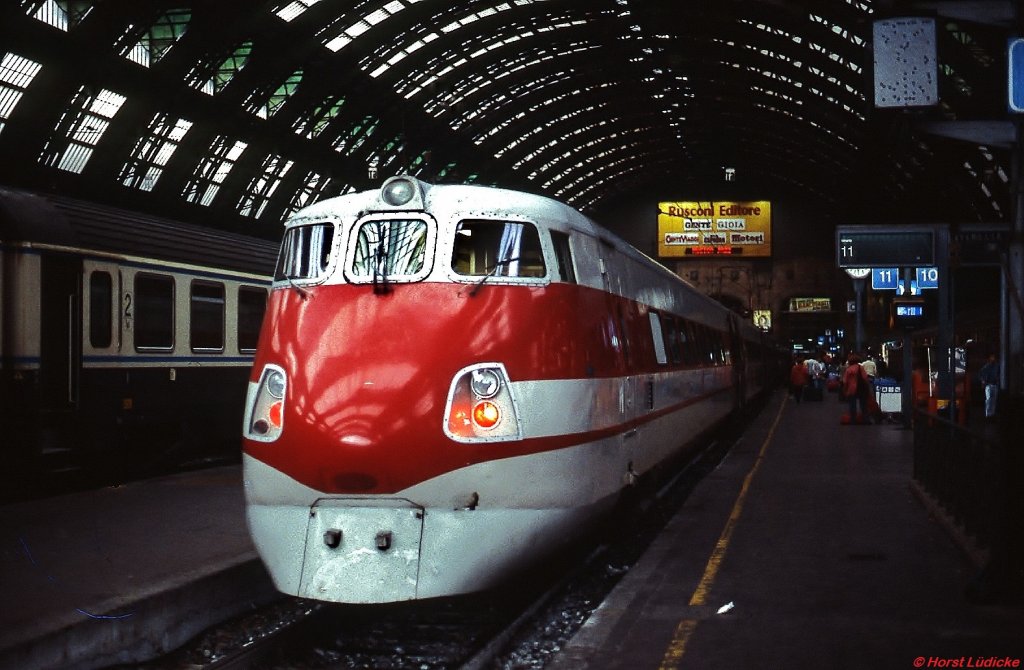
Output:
[{"xmin": 1010, "ymin": 38, "xmax": 1024, "ymax": 113}]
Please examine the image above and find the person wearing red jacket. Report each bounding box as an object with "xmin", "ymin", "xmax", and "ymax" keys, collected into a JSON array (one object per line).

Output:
[
  {"xmin": 843, "ymin": 353, "xmax": 870, "ymax": 423},
  {"xmin": 789, "ymin": 357, "xmax": 811, "ymax": 404}
]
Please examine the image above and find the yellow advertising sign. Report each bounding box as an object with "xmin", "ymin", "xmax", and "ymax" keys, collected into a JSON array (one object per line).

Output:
[{"xmin": 657, "ymin": 201, "xmax": 772, "ymax": 258}]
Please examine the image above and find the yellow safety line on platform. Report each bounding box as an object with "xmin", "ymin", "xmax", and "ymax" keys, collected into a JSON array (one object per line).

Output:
[{"xmin": 658, "ymin": 394, "xmax": 788, "ymax": 670}]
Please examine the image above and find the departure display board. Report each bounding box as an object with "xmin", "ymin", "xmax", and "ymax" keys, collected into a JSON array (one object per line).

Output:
[{"xmin": 836, "ymin": 225, "xmax": 934, "ymax": 268}]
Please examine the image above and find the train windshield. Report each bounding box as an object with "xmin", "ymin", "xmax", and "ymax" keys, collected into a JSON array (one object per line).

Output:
[
  {"xmin": 349, "ymin": 218, "xmax": 430, "ymax": 282},
  {"xmin": 275, "ymin": 222, "xmax": 336, "ymax": 281},
  {"xmin": 452, "ymin": 220, "xmax": 546, "ymax": 278}
]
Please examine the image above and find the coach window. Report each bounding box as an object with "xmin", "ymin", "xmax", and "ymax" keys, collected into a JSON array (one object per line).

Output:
[
  {"xmin": 684, "ymin": 321, "xmax": 700, "ymax": 366},
  {"xmin": 664, "ymin": 316, "xmax": 682, "ymax": 365},
  {"xmin": 550, "ymin": 231, "xmax": 576, "ymax": 283},
  {"xmin": 88, "ymin": 271, "xmax": 113, "ymax": 348},
  {"xmin": 452, "ymin": 220, "xmax": 546, "ymax": 278},
  {"xmin": 275, "ymin": 221, "xmax": 335, "ymax": 281},
  {"xmin": 648, "ymin": 312, "xmax": 668, "ymax": 365},
  {"xmin": 190, "ymin": 280, "xmax": 225, "ymax": 352},
  {"xmin": 238, "ymin": 286, "xmax": 267, "ymax": 352},
  {"xmin": 134, "ymin": 273, "xmax": 174, "ymax": 351}
]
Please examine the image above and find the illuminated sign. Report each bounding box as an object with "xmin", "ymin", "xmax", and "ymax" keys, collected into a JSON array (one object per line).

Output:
[
  {"xmin": 658, "ymin": 201, "xmax": 772, "ymax": 258},
  {"xmin": 892, "ymin": 297, "xmax": 926, "ymax": 330},
  {"xmin": 788, "ymin": 297, "xmax": 832, "ymax": 313},
  {"xmin": 753, "ymin": 309, "xmax": 772, "ymax": 331}
]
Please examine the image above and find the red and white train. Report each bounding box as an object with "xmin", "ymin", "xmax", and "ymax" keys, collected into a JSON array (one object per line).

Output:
[{"xmin": 243, "ymin": 176, "xmax": 774, "ymax": 603}]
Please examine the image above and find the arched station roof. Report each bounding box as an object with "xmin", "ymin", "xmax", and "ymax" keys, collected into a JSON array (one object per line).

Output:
[{"xmin": 0, "ymin": 0, "xmax": 1017, "ymax": 239}]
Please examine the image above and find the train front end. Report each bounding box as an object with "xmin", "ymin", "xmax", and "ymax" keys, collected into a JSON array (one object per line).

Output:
[{"xmin": 242, "ymin": 177, "xmax": 619, "ymax": 603}]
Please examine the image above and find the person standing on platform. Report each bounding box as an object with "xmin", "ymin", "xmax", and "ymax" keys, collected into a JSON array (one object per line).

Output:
[
  {"xmin": 789, "ymin": 356, "xmax": 810, "ymax": 404},
  {"xmin": 842, "ymin": 353, "xmax": 869, "ymax": 423},
  {"xmin": 861, "ymin": 353, "xmax": 878, "ymax": 382},
  {"xmin": 978, "ymin": 353, "xmax": 999, "ymax": 419}
]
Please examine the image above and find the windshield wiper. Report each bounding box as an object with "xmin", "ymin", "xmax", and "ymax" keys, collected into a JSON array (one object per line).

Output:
[
  {"xmin": 469, "ymin": 256, "xmax": 520, "ymax": 297},
  {"xmin": 372, "ymin": 235, "xmax": 391, "ymax": 295},
  {"xmin": 285, "ymin": 275, "xmax": 309, "ymax": 300}
]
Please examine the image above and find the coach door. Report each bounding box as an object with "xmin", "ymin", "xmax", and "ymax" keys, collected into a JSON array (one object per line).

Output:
[
  {"xmin": 39, "ymin": 255, "xmax": 81, "ymax": 410},
  {"xmin": 81, "ymin": 261, "xmax": 120, "ymax": 361}
]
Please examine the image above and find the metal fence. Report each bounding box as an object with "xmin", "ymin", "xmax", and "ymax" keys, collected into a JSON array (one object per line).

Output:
[{"xmin": 912, "ymin": 406, "xmax": 1023, "ymax": 601}]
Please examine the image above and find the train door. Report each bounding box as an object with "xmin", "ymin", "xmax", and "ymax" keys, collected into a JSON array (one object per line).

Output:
[
  {"xmin": 39, "ymin": 255, "xmax": 81, "ymax": 411},
  {"xmin": 596, "ymin": 240, "xmax": 640, "ymax": 437}
]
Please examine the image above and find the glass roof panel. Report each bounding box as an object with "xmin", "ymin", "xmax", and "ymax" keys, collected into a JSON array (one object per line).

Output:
[
  {"xmin": 275, "ymin": 0, "xmax": 321, "ymax": 22},
  {"xmin": 0, "ymin": 53, "xmax": 43, "ymax": 135}
]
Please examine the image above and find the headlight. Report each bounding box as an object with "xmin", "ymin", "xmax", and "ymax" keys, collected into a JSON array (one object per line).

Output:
[
  {"xmin": 244, "ymin": 364, "xmax": 287, "ymax": 442},
  {"xmin": 380, "ymin": 176, "xmax": 424, "ymax": 207},
  {"xmin": 444, "ymin": 363, "xmax": 520, "ymax": 442},
  {"xmin": 470, "ymin": 368, "xmax": 501, "ymax": 398}
]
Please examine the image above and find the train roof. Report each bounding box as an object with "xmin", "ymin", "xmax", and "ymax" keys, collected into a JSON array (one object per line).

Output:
[{"xmin": 0, "ymin": 186, "xmax": 278, "ymax": 276}]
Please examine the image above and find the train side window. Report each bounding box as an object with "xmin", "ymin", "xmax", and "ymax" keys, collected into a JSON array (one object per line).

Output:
[
  {"xmin": 238, "ymin": 286, "xmax": 267, "ymax": 352},
  {"xmin": 134, "ymin": 273, "xmax": 174, "ymax": 351},
  {"xmin": 88, "ymin": 271, "xmax": 113, "ymax": 348},
  {"xmin": 648, "ymin": 311, "xmax": 668, "ymax": 365},
  {"xmin": 664, "ymin": 316, "xmax": 682, "ymax": 365},
  {"xmin": 550, "ymin": 231, "xmax": 576, "ymax": 283},
  {"xmin": 679, "ymin": 320, "xmax": 698, "ymax": 366},
  {"xmin": 452, "ymin": 220, "xmax": 546, "ymax": 278},
  {"xmin": 190, "ymin": 280, "xmax": 225, "ymax": 352},
  {"xmin": 275, "ymin": 222, "xmax": 335, "ymax": 281}
]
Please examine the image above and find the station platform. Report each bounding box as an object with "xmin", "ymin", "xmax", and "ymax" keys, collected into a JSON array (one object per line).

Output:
[
  {"xmin": 0, "ymin": 466, "xmax": 278, "ymax": 670},
  {"xmin": 549, "ymin": 389, "xmax": 1024, "ymax": 670},
  {"xmin": 3, "ymin": 391, "xmax": 1021, "ymax": 670}
]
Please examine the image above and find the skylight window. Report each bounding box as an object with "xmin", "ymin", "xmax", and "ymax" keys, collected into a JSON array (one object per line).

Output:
[
  {"xmin": 324, "ymin": 0, "xmax": 410, "ymax": 53},
  {"xmin": 0, "ymin": 53, "xmax": 43, "ymax": 136},
  {"xmin": 25, "ymin": 0, "xmax": 93, "ymax": 31},
  {"xmin": 120, "ymin": 114, "xmax": 193, "ymax": 191},
  {"xmin": 188, "ymin": 41, "xmax": 253, "ymax": 95},
  {"xmin": 182, "ymin": 137, "xmax": 247, "ymax": 206},
  {"xmin": 283, "ymin": 170, "xmax": 332, "ymax": 217},
  {"xmin": 275, "ymin": 0, "xmax": 321, "ymax": 22},
  {"xmin": 292, "ymin": 96, "xmax": 345, "ymax": 138},
  {"xmin": 120, "ymin": 9, "xmax": 190, "ymax": 67},
  {"xmin": 238, "ymin": 154, "xmax": 294, "ymax": 218},
  {"xmin": 246, "ymin": 69, "xmax": 304, "ymax": 118},
  {"xmin": 40, "ymin": 86, "xmax": 126, "ymax": 173}
]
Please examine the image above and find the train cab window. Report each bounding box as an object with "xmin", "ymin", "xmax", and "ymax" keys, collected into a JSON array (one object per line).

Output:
[
  {"xmin": 275, "ymin": 222, "xmax": 335, "ymax": 281},
  {"xmin": 134, "ymin": 273, "xmax": 174, "ymax": 351},
  {"xmin": 452, "ymin": 220, "xmax": 546, "ymax": 278},
  {"xmin": 190, "ymin": 280, "xmax": 225, "ymax": 352},
  {"xmin": 88, "ymin": 271, "xmax": 113, "ymax": 348},
  {"xmin": 349, "ymin": 218, "xmax": 429, "ymax": 281},
  {"xmin": 648, "ymin": 312, "xmax": 668, "ymax": 365},
  {"xmin": 238, "ymin": 286, "xmax": 267, "ymax": 352},
  {"xmin": 550, "ymin": 231, "xmax": 576, "ymax": 283}
]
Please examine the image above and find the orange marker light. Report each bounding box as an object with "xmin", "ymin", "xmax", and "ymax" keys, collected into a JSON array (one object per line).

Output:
[
  {"xmin": 268, "ymin": 401, "xmax": 283, "ymax": 428},
  {"xmin": 472, "ymin": 401, "xmax": 500, "ymax": 429}
]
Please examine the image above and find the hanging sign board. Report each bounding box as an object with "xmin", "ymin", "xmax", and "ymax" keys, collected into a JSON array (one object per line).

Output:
[{"xmin": 658, "ymin": 201, "xmax": 772, "ymax": 258}]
